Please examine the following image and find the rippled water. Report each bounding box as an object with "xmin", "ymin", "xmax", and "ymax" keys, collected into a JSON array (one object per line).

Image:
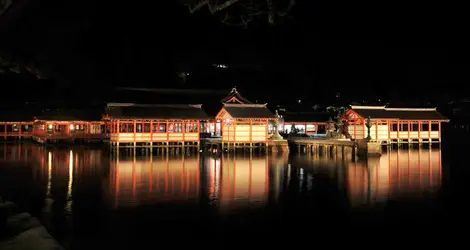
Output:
[{"xmin": 0, "ymin": 142, "xmax": 463, "ymax": 248}]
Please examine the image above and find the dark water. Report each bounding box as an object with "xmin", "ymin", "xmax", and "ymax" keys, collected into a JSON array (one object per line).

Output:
[{"xmin": 0, "ymin": 142, "xmax": 467, "ymax": 248}]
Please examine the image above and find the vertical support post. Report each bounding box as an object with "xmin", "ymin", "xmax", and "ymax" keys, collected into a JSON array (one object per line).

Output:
[
  {"xmin": 150, "ymin": 120, "xmax": 153, "ymax": 148},
  {"xmin": 182, "ymin": 120, "xmax": 186, "ymax": 153},
  {"xmin": 375, "ymin": 120, "xmax": 378, "ymax": 142},
  {"xmin": 116, "ymin": 120, "xmax": 120, "ymax": 149},
  {"xmin": 387, "ymin": 120, "xmax": 391, "ymax": 145},
  {"xmin": 265, "ymin": 119, "xmax": 269, "ymax": 153},
  {"xmin": 166, "ymin": 121, "xmax": 169, "ymax": 145},
  {"xmin": 397, "ymin": 121, "xmax": 400, "ymax": 145},
  {"xmin": 407, "ymin": 121, "xmax": 410, "ymax": 143},
  {"xmin": 133, "ymin": 120, "xmax": 137, "ymax": 148},
  {"xmin": 438, "ymin": 121, "xmax": 441, "ymax": 143},
  {"xmin": 428, "ymin": 120, "xmax": 431, "ymax": 143},
  {"xmin": 197, "ymin": 120, "xmax": 201, "ymax": 152},
  {"xmin": 418, "ymin": 120, "xmax": 421, "ymax": 144},
  {"xmin": 249, "ymin": 120, "xmax": 253, "ymax": 151}
]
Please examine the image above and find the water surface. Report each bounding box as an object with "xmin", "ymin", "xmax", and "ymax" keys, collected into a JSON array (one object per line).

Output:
[{"xmin": 0, "ymin": 143, "xmax": 460, "ymax": 248}]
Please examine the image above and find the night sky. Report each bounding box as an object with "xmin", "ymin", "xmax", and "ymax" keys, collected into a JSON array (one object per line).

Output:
[{"xmin": 0, "ymin": 0, "xmax": 469, "ymax": 109}]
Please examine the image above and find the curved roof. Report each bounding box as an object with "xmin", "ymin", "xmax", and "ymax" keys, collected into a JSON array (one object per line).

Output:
[
  {"xmin": 106, "ymin": 103, "xmax": 210, "ymax": 120},
  {"xmin": 349, "ymin": 105, "xmax": 449, "ymax": 121},
  {"xmin": 220, "ymin": 87, "xmax": 252, "ymax": 104},
  {"xmin": 220, "ymin": 103, "xmax": 275, "ymax": 119}
]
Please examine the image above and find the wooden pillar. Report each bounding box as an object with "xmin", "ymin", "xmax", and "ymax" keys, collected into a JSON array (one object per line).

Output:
[
  {"xmin": 407, "ymin": 121, "xmax": 410, "ymax": 142},
  {"xmin": 133, "ymin": 120, "xmax": 137, "ymax": 148},
  {"xmin": 249, "ymin": 120, "xmax": 253, "ymax": 150},
  {"xmin": 387, "ymin": 120, "xmax": 391, "ymax": 144},
  {"xmin": 265, "ymin": 119, "xmax": 269, "ymax": 149},
  {"xmin": 438, "ymin": 121, "xmax": 441, "ymax": 143},
  {"xmin": 221, "ymin": 119, "xmax": 224, "ymax": 151},
  {"xmin": 4, "ymin": 123, "xmax": 7, "ymax": 139},
  {"xmin": 428, "ymin": 121, "xmax": 431, "ymax": 139},
  {"xmin": 166, "ymin": 121, "xmax": 169, "ymax": 146},
  {"xmin": 197, "ymin": 120, "xmax": 200, "ymax": 151},
  {"xmin": 397, "ymin": 121, "xmax": 400, "ymax": 144},
  {"xmin": 18, "ymin": 123, "xmax": 22, "ymax": 140},
  {"xmin": 418, "ymin": 121, "xmax": 421, "ymax": 143},
  {"xmin": 233, "ymin": 120, "xmax": 237, "ymax": 151},
  {"xmin": 150, "ymin": 120, "xmax": 154, "ymax": 148},
  {"xmin": 375, "ymin": 120, "xmax": 378, "ymax": 141},
  {"xmin": 182, "ymin": 120, "xmax": 186, "ymax": 150},
  {"xmin": 116, "ymin": 120, "xmax": 120, "ymax": 147}
]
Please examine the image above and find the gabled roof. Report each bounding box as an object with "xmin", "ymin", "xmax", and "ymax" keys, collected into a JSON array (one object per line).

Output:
[
  {"xmin": 219, "ymin": 103, "xmax": 275, "ymax": 119},
  {"xmin": 282, "ymin": 112, "xmax": 332, "ymax": 123},
  {"xmin": 349, "ymin": 105, "xmax": 449, "ymax": 121},
  {"xmin": 220, "ymin": 87, "xmax": 252, "ymax": 104},
  {"xmin": 111, "ymin": 87, "xmax": 257, "ymax": 117},
  {"xmin": 34, "ymin": 109, "xmax": 101, "ymax": 121},
  {"xmin": 105, "ymin": 103, "xmax": 210, "ymax": 120}
]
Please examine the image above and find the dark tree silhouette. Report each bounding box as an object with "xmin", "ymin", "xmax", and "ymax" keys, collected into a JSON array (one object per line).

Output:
[{"xmin": 180, "ymin": 0, "xmax": 296, "ymax": 26}]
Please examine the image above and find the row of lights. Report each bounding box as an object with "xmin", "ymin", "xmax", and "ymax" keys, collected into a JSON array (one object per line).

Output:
[{"xmin": 47, "ymin": 124, "xmax": 81, "ymax": 130}]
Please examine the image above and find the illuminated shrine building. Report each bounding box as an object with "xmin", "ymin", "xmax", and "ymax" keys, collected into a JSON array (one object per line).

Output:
[
  {"xmin": 343, "ymin": 105, "xmax": 449, "ymax": 144},
  {"xmin": 105, "ymin": 103, "xmax": 209, "ymax": 146},
  {"xmin": 220, "ymin": 87, "xmax": 253, "ymax": 104},
  {"xmin": 216, "ymin": 103, "xmax": 276, "ymax": 147},
  {"xmin": 280, "ymin": 112, "xmax": 330, "ymax": 136},
  {"xmin": 32, "ymin": 109, "xmax": 104, "ymax": 143},
  {"xmin": 201, "ymin": 87, "xmax": 253, "ymax": 137}
]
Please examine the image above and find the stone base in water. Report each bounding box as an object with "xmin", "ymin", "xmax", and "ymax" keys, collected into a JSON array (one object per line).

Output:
[
  {"xmin": 269, "ymin": 139, "xmax": 290, "ymax": 153},
  {"xmin": 357, "ymin": 140, "xmax": 382, "ymax": 157}
]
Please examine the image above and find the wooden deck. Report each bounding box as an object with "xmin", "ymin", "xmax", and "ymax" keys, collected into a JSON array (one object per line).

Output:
[{"xmin": 0, "ymin": 122, "xmax": 34, "ymax": 139}]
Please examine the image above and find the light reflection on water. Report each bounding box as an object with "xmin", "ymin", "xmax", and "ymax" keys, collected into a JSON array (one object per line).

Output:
[
  {"xmin": 346, "ymin": 149, "xmax": 442, "ymax": 207},
  {"xmin": 109, "ymin": 154, "xmax": 201, "ymax": 208},
  {"xmin": 0, "ymin": 143, "xmax": 444, "ymax": 247},
  {"xmin": 0, "ymin": 144, "xmax": 443, "ymax": 210}
]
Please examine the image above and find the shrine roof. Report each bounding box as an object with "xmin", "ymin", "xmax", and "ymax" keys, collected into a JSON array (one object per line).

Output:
[
  {"xmin": 221, "ymin": 103, "xmax": 275, "ymax": 119},
  {"xmin": 105, "ymin": 103, "xmax": 210, "ymax": 120},
  {"xmin": 349, "ymin": 105, "xmax": 449, "ymax": 121}
]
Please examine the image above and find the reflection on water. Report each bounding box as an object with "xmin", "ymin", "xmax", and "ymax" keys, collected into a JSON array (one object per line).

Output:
[
  {"xmin": 0, "ymin": 143, "xmax": 445, "ymax": 247},
  {"xmin": 109, "ymin": 154, "xmax": 201, "ymax": 208},
  {"xmin": 212, "ymin": 155, "xmax": 272, "ymax": 211},
  {"xmin": 109, "ymin": 153, "xmax": 281, "ymax": 212},
  {"xmin": 0, "ymin": 144, "xmax": 443, "ymax": 210},
  {"xmin": 347, "ymin": 149, "xmax": 442, "ymax": 207}
]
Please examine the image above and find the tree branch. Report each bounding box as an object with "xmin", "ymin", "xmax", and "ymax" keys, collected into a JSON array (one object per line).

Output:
[
  {"xmin": 207, "ymin": 0, "xmax": 240, "ymax": 14},
  {"xmin": 187, "ymin": 0, "xmax": 240, "ymax": 14},
  {"xmin": 187, "ymin": 0, "xmax": 209, "ymax": 14}
]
